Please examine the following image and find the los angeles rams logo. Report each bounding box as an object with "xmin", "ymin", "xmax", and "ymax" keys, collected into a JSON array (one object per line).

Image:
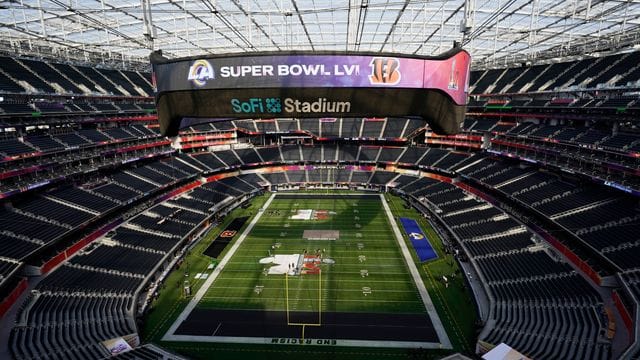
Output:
[
  {"xmin": 187, "ymin": 59, "xmax": 215, "ymax": 87},
  {"xmin": 409, "ymin": 232, "xmax": 424, "ymax": 240},
  {"xmin": 369, "ymin": 57, "xmax": 401, "ymax": 85}
]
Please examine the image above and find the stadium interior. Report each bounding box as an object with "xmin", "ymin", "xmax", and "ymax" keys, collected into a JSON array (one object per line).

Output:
[{"xmin": 0, "ymin": 1, "xmax": 640, "ymax": 360}]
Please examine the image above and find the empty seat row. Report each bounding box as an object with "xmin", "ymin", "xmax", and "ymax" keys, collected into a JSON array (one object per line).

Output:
[
  {"xmin": 0, "ymin": 126, "xmax": 159, "ymax": 159},
  {"xmin": 200, "ymin": 118, "xmax": 426, "ymax": 139},
  {"xmin": 0, "ymin": 56, "xmax": 153, "ymax": 96},
  {"xmin": 414, "ymin": 180, "xmax": 608, "ymax": 358},
  {"xmin": 470, "ymin": 51, "xmax": 640, "ymax": 94}
]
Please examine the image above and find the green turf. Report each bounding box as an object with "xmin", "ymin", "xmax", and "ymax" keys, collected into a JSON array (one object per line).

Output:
[
  {"xmin": 143, "ymin": 191, "xmax": 478, "ymax": 359},
  {"xmin": 200, "ymin": 195, "xmax": 425, "ymax": 315}
]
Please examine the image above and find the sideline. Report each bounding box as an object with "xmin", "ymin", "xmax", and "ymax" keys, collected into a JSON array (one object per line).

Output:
[
  {"xmin": 163, "ymin": 192, "xmax": 277, "ymax": 340},
  {"xmin": 379, "ymin": 193, "xmax": 452, "ymax": 349}
]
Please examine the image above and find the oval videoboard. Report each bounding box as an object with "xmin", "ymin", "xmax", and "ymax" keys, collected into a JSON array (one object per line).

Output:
[{"xmin": 151, "ymin": 48, "xmax": 471, "ymax": 137}]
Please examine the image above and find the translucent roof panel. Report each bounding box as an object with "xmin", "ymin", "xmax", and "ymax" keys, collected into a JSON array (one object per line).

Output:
[{"xmin": 2, "ymin": 0, "xmax": 639, "ymax": 69}]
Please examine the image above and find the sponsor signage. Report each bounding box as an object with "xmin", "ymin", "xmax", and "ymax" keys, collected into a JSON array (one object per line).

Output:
[
  {"xmin": 155, "ymin": 52, "xmax": 470, "ymax": 105},
  {"xmin": 152, "ymin": 49, "xmax": 471, "ymax": 137},
  {"xmin": 230, "ymin": 97, "xmax": 350, "ymax": 115}
]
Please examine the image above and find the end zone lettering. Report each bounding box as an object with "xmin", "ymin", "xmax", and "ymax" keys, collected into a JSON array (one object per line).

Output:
[{"xmin": 271, "ymin": 338, "xmax": 337, "ymax": 346}]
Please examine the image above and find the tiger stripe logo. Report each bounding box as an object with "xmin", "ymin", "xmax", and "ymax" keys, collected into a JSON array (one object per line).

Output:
[
  {"xmin": 368, "ymin": 57, "xmax": 401, "ymax": 85},
  {"xmin": 220, "ymin": 230, "xmax": 237, "ymax": 238}
]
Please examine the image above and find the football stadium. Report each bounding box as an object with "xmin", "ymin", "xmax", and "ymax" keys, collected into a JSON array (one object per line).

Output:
[{"xmin": 0, "ymin": 1, "xmax": 639, "ymax": 360}]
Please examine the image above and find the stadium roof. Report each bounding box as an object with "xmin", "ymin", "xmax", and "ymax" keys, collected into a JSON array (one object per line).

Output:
[{"xmin": 2, "ymin": 0, "xmax": 640, "ymax": 70}]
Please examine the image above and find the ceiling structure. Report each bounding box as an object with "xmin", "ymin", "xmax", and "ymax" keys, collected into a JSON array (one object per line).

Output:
[{"xmin": 1, "ymin": 0, "xmax": 640, "ymax": 70}]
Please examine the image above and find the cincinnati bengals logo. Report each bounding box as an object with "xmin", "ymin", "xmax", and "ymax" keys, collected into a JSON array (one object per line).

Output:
[
  {"xmin": 220, "ymin": 230, "xmax": 237, "ymax": 238},
  {"xmin": 369, "ymin": 57, "xmax": 401, "ymax": 85}
]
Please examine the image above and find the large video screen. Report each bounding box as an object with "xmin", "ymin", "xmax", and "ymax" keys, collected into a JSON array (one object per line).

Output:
[{"xmin": 152, "ymin": 49, "xmax": 471, "ymax": 137}]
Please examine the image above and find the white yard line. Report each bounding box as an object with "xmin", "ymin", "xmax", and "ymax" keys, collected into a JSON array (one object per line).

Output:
[
  {"xmin": 212, "ymin": 322, "xmax": 222, "ymax": 336},
  {"xmin": 165, "ymin": 335, "xmax": 446, "ymax": 349},
  {"xmin": 201, "ymin": 296, "xmax": 422, "ymax": 303},
  {"xmin": 274, "ymin": 193, "xmax": 377, "ymax": 196},
  {"xmin": 163, "ymin": 192, "xmax": 277, "ymax": 340},
  {"xmin": 202, "ymin": 287, "xmax": 419, "ymax": 294},
  {"xmin": 379, "ymin": 193, "xmax": 452, "ymax": 349},
  {"xmin": 208, "ymin": 277, "xmax": 416, "ymax": 284}
]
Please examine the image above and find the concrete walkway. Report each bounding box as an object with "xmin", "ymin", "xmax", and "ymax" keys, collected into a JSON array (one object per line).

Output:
[{"xmin": 458, "ymin": 261, "xmax": 490, "ymax": 322}]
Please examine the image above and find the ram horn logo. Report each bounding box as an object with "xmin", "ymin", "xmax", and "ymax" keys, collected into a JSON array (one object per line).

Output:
[
  {"xmin": 369, "ymin": 57, "xmax": 401, "ymax": 85},
  {"xmin": 188, "ymin": 59, "xmax": 215, "ymax": 86}
]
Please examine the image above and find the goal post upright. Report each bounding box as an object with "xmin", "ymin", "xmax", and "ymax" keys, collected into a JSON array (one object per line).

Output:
[
  {"xmin": 285, "ymin": 268, "xmax": 322, "ymax": 327},
  {"xmin": 318, "ymin": 269, "xmax": 322, "ymax": 326},
  {"xmin": 285, "ymin": 271, "xmax": 290, "ymax": 325}
]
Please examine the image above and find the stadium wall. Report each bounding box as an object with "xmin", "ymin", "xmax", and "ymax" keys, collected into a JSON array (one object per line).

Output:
[
  {"xmin": 0, "ymin": 278, "xmax": 27, "ymax": 319},
  {"xmin": 613, "ymin": 290, "xmax": 634, "ymax": 335}
]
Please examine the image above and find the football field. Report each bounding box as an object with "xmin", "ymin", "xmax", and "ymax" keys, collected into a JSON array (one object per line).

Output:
[{"xmin": 163, "ymin": 192, "xmax": 449, "ymax": 348}]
